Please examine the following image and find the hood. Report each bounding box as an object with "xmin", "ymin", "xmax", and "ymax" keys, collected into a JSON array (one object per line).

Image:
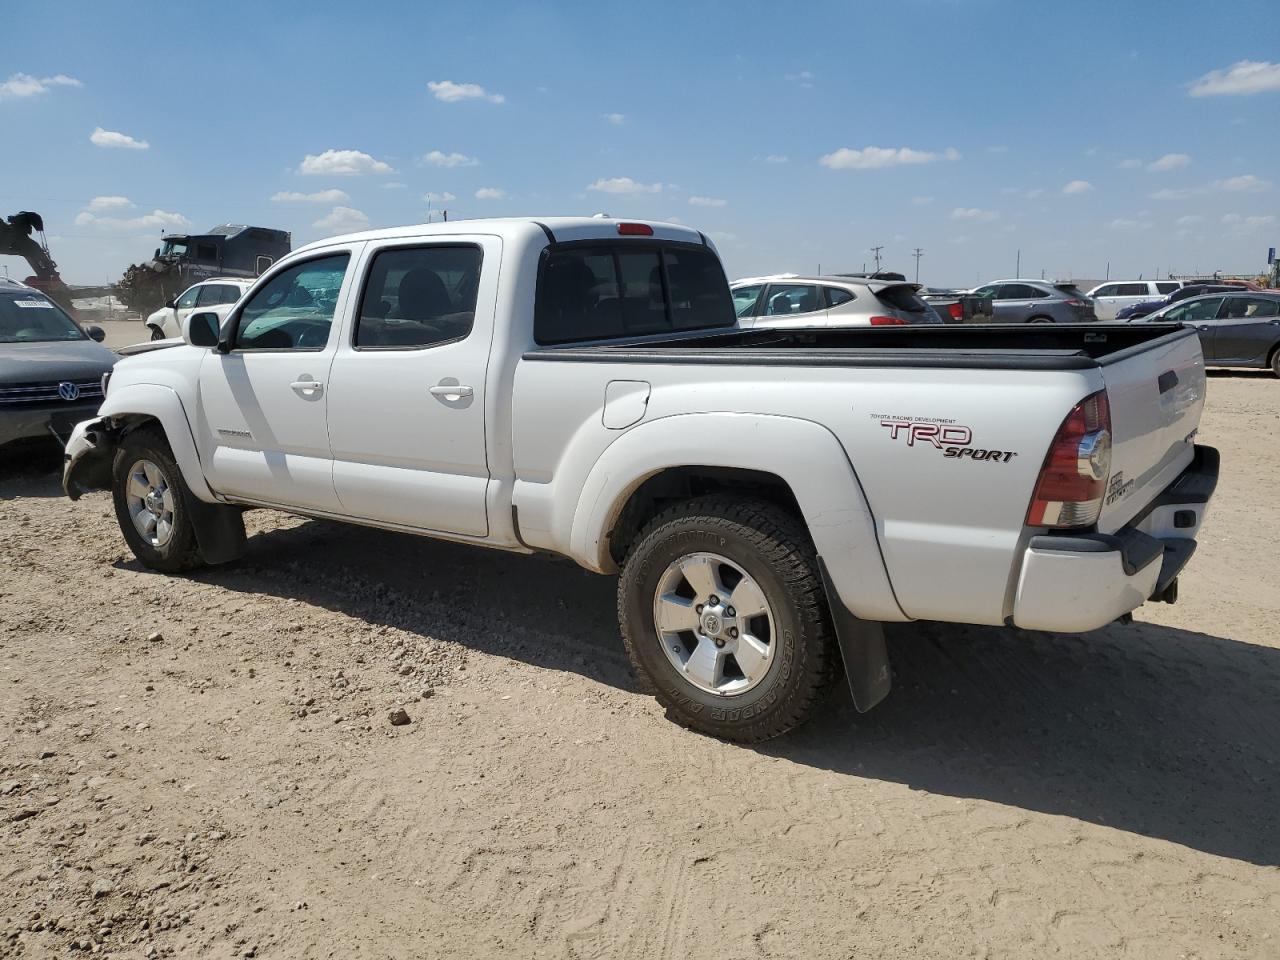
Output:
[{"xmin": 0, "ymin": 339, "xmax": 118, "ymax": 385}]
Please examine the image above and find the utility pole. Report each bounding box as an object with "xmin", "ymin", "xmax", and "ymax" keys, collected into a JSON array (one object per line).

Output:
[
  {"xmin": 1015, "ymin": 249, "xmax": 1021, "ymax": 277},
  {"xmin": 1105, "ymin": 261, "xmax": 1111, "ymax": 280},
  {"xmin": 871, "ymin": 245, "xmax": 884, "ymax": 272},
  {"xmin": 912, "ymin": 248, "xmax": 923, "ymax": 283}
]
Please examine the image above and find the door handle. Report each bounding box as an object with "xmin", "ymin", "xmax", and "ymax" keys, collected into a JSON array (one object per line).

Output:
[
  {"xmin": 430, "ymin": 383, "xmax": 473, "ymax": 399},
  {"xmin": 290, "ymin": 378, "xmax": 324, "ymax": 395}
]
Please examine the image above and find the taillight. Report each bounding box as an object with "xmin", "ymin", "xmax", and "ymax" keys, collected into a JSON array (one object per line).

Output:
[
  {"xmin": 617, "ymin": 222, "xmax": 654, "ymax": 236},
  {"xmin": 869, "ymin": 315, "xmax": 907, "ymax": 326},
  {"xmin": 947, "ymin": 302, "xmax": 963, "ymax": 321},
  {"xmin": 1027, "ymin": 390, "xmax": 1112, "ymax": 528}
]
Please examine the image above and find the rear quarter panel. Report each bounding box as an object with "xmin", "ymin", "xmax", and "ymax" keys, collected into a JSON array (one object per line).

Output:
[{"xmin": 511, "ymin": 357, "xmax": 1101, "ymax": 626}]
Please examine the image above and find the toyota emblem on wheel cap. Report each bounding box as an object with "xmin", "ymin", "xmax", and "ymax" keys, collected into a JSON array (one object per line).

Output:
[{"xmin": 57, "ymin": 381, "xmax": 80, "ymax": 401}]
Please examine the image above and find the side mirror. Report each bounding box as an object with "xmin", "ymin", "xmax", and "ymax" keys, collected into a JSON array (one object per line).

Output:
[
  {"xmin": 84, "ymin": 325, "xmax": 106, "ymax": 342},
  {"xmin": 183, "ymin": 311, "xmax": 220, "ymax": 348},
  {"xmin": 165, "ymin": 298, "xmax": 177, "ymax": 310},
  {"xmin": 154, "ymin": 248, "xmax": 160, "ymax": 259}
]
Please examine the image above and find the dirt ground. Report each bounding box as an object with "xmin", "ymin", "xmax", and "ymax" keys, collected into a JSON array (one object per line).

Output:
[{"xmin": 2, "ymin": 359, "xmax": 1278, "ymax": 959}]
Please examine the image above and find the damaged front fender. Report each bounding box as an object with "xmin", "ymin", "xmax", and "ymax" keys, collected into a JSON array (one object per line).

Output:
[{"xmin": 63, "ymin": 417, "xmax": 116, "ymax": 500}]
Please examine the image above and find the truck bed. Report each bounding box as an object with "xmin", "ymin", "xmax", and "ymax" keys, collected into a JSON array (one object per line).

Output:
[{"xmin": 525, "ymin": 322, "xmax": 1194, "ymax": 371}]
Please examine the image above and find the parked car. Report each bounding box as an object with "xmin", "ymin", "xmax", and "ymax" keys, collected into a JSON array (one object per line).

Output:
[
  {"xmin": 144, "ymin": 278, "xmax": 252, "ymax": 341},
  {"xmin": 1087, "ymin": 280, "xmax": 1184, "ymax": 320},
  {"xmin": 0, "ymin": 282, "xmax": 116, "ymax": 450},
  {"xmin": 732, "ymin": 275, "xmax": 942, "ymax": 328},
  {"xmin": 919, "ymin": 287, "xmax": 995, "ymax": 324},
  {"xmin": 967, "ymin": 280, "xmax": 1097, "ymax": 323},
  {"xmin": 1134, "ymin": 291, "xmax": 1280, "ymax": 375},
  {"xmin": 64, "ymin": 216, "xmax": 1216, "ymax": 742},
  {"xmin": 1116, "ymin": 283, "xmax": 1260, "ymax": 321}
]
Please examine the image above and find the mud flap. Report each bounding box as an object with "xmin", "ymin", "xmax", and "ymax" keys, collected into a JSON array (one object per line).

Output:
[
  {"xmin": 184, "ymin": 494, "xmax": 246, "ymax": 565},
  {"xmin": 818, "ymin": 557, "xmax": 892, "ymax": 713}
]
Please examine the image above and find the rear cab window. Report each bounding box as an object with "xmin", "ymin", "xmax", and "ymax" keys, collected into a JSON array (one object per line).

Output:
[{"xmin": 535, "ymin": 241, "xmax": 734, "ymax": 345}]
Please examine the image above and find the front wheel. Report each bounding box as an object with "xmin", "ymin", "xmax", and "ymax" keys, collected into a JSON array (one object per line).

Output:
[
  {"xmin": 111, "ymin": 428, "xmax": 204, "ymax": 573},
  {"xmin": 148, "ymin": 325, "xmax": 166, "ymax": 341},
  {"xmin": 617, "ymin": 496, "xmax": 838, "ymax": 742},
  {"xmin": 1027, "ymin": 315, "xmax": 1054, "ymax": 324},
  {"xmin": 1270, "ymin": 349, "xmax": 1280, "ymax": 378}
]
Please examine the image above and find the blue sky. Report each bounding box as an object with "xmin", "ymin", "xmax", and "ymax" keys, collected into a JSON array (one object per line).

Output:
[{"xmin": 4, "ymin": 0, "xmax": 1279, "ymax": 288}]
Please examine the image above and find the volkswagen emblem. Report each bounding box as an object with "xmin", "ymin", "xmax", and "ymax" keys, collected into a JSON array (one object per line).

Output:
[{"xmin": 57, "ymin": 381, "xmax": 81, "ymax": 401}]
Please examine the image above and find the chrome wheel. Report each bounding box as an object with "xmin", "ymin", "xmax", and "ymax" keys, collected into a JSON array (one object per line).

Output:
[
  {"xmin": 124, "ymin": 459, "xmax": 176, "ymax": 547},
  {"xmin": 653, "ymin": 552, "xmax": 776, "ymax": 696}
]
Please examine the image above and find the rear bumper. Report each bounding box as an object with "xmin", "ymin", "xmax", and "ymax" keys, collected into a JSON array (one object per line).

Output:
[
  {"xmin": 0, "ymin": 401, "xmax": 104, "ymax": 448},
  {"xmin": 1012, "ymin": 445, "xmax": 1218, "ymax": 632}
]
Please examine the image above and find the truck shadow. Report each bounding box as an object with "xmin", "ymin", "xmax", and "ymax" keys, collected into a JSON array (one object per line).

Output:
[
  {"xmin": 150, "ymin": 517, "xmax": 1276, "ymax": 867},
  {"xmin": 0, "ymin": 442, "xmax": 69, "ymax": 499}
]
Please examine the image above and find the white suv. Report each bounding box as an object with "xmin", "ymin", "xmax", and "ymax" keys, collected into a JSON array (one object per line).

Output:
[
  {"xmin": 1087, "ymin": 280, "xmax": 1184, "ymax": 321},
  {"xmin": 144, "ymin": 279, "xmax": 253, "ymax": 341}
]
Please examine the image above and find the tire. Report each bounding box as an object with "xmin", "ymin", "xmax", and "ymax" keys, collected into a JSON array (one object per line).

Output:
[
  {"xmin": 111, "ymin": 427, "xmax": 204, "ymax": 573},
  {"xmin": 1270, "ymin": 347, "xmax": 1280, "ymax": 379},
  {"xmin": 617, "ymin": 496, "xmax": 838, "ymax": 742},
  {"xmin": 149, "ymin": 326, "xmax": 166, "ymax": 341},
  {"xmin": 1027, "ymin": 315, "xmax": 1054, "ymax": 324}
]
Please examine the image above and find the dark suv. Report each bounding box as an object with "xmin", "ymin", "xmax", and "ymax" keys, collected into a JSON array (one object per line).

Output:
[{"xmin": 0, "ymin": 282, "xmax": 116, "ymax": 449}]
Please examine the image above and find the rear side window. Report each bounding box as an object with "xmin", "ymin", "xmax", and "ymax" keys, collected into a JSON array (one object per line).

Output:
[
  {"xmin": 825, "ymin": 287, "xmax": 855, "ymax": 307},
  {"xmin": 535, "ymin": 242, "xmax": 733, "ymax": 345},
  {"xmin": 876, "ymin": 285, "xmax": 929, "ymax": 313},
  {"xmin": 999, "ymin": 283, "xmax": 1044, "ymax": 300},
  {"xmin": 764, "ymin": 284, "xmax": 822, "ymax": 316},
  {"xmin": 355, "ymin": 245, "xmax": 482, "ymax": 348},
  {"xmin": 1156, "ymin": 282, "xmax": 1180, "ymax": 295}
]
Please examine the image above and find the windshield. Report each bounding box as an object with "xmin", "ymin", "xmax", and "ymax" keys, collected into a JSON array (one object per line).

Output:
[
  {"xmin": 159, "ymin": 239, "xmax": 189, "ymax": 258},
  {"xmin": 0, "ymin": 292, "xmax": 87, "ymax": 343}
]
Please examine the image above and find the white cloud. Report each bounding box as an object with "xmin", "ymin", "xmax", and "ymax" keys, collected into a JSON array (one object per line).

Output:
[
  {"xmin": 819, "ymin": 145, "xmax": 960, "ymax": 170},
  {"xmin": 1222, "ymin": 213, "xmax": 1275, "ymax": 229},
  {"xmin": 74, "ymin": 208, "xmax": 190, "ymax": 231},
  {"xmin": 89, "ymin": 127, "xmax": 149, "ymax": 150},
  {"xmin": 1117, "ymin": 158, "xmax": 1143, "ymax": 169},
  {"xmin": 381, "ymin": 181, "xmax": 407, "ymax": 190},
  {"xmin": 1001, "ymin": 187, "xmax": 1044, "ymax": 199},
  {"xmin": 785, "ymin": 70, "xmax": 815, "ymax": 88},
  {"xmin": 587, "ymin": 176, "xmax": 662, "ymax": 194},
  {"xmin": 427, "ymin": 80, "xmax": 505, "ymax": 104},
  {"xmin": 1189, "ymin": 60, "xmax": 1280, "ymax": 97},
  {"xmin": 1176, "ymin": 215, "xmax": 1204, "ymax": 226},
  {"xmin": 474, "ymin": 187, "xmax": 506, "ymax": 200},
  {"xmin": 422, "ymin": 150, "xmax": 478, "ymax": 168},
  {"xmin": 689, "ymin": 196, "xmax": 726, "ymax": 207},
  {"xmin": 1108, "ymin": 218, "xmax": 1148, "ymax": 230},
  {"xmin": 1148, "ymin": 153, "xmax": 1191, "ymax": 172},
  {"xmin": 911, "ymin": 196, "xmax": 934, "ymax": 206},
  {"xmin": 951, "ymin": 207, "xmax": 999, "ymax": 222},
  {"xmin": 422, "ymin": 191, "xmax": 456, "ymax": 203},
  {"xmin": 313, "ymin": 206, "xmax": 370, "ymax": 234},
  {"xmin": 0, "ymin": 73, "xmax": 81, "ymax": 100},
  {"xmin": 86, "ymin": 195, "xmax": 132, "ymax": 212},
  {"xmin": 1062, "ymin": 179, "xmax": 1093, "ymax": 195},
  {"xmin": 298, "ymin": 149, "xmax": 392, "ymax": 176},
  {"xmin": 271, "ymin": 189, "xmax": 350, "ymax": 204},
  {"xmin": 1150, "ymin": 187, "xmax": 1194, "ymax": 200},
  {"xmin": 764, "ymin": 154, "xmax": 789, "ymax": 164},
  {"xmin": 604, "ymin": 112, "xmax": 626, "ymax": 125},
  {"xmin": 1215, "ymin": 173, "xmax": 1270, "ymax": 192}
]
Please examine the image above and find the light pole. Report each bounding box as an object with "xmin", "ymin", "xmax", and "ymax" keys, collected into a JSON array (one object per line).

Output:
[
  {"xmin": 871, "ymin": 245, "xmax": 884, "ymax": 272},
  {"xmin": 912, "ymin": 248, "xmax": 923, "ymax": 283}
]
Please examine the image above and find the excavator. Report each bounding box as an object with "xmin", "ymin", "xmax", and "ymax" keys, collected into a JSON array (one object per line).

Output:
[{"xmin": 0, "ymin": 211, "xmax": 75, "ymax": 311}]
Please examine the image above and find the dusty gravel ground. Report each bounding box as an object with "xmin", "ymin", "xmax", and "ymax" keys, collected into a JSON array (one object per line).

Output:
[{"xmin": 2, "ymin": 368, "xmax": 1278, "ymax": 959}]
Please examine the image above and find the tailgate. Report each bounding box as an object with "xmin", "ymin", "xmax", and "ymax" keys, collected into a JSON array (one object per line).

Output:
[{"xmin": 1095, "ymin": 329, "xmax": 1206, "ymax": 532}]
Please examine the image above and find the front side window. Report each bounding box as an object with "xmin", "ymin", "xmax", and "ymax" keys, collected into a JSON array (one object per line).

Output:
[
  {"xmin": 1093, "ymin": 284, "xmax": 1120, "ymax": 298},
  {"xmin": 732, "ymin": 284, "xmax": 763, "ymax": 318},
  {"xmin": 972, "ymin": 285, "xmax": 999, "ymax": 298},
  {"xmin": 1165, "ymin": 297, "xmax": 1224, "ymax": 323},
  {"xmin": 764, "ymin": 284, "xmax": 823, "ymax": 316},
  {"xmin": 999, "ymin": 284, "xmax": 1039, "ymax": 300},
  {"xmin": 236, "ymin": 253, "xmax": 350, "ymax": 350},
  {"xmin": 1115, "ymin": 283, "xmax": 1148, "ymax": 297},
  {"xmin": 176, "ymin": 286, "xmax": 201, "ymax": 310},
  {"xmin": 0, "ymin": 292, "xmax": 86, "ymax": 343},
  {"xmin": 355, "ymin": 245, "xmax": 482, "ymax": 348},
  {"xmin": 535, "ymin": 242, "xmax": 734, "ymax": 344}
]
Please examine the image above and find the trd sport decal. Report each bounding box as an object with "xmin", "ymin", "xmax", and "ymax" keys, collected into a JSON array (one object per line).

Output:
[{"xmin": 872, "ymin": 414, "xmax": 1019, "ymax": 463}]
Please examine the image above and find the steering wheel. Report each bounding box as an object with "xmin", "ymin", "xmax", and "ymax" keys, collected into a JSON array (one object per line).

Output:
[{"xmin": 294, "ymin": 323, "xmax": 330, "ymax": 349}]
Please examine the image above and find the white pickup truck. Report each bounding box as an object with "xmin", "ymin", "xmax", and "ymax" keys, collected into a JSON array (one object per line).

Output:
[{"xmin": 63, "ymin": 217, "xmax": 1218, "ymax": 742}]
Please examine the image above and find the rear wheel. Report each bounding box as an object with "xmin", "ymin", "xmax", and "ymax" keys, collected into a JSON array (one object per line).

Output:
[
  {"xmin": 617, "ymin": 496, "xmax": 838, "ymax": 742},
  {"xmin": 1270, "ymin": 347, "xmax": 1280, "ymax": 378},
  {"xmin": 111, "ymin": 428, "xmax": 204, "ymax": 573},
  {"xmin": 149, "ymin": 325, "xmax": 166, "ymax": 341},
  {"xmin": 1028, "ymin": 315, "xmax": 1054, "ymax": 323}
]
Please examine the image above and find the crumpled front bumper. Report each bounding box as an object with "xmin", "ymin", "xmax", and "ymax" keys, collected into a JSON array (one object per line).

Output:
[
  {"xmin": 1012, "ymin": 445, "xmax": 1218, "ymax": 632},
  {"xmin": 62, "ymin": 417, "xmax": 116, "ymax": 500}
]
